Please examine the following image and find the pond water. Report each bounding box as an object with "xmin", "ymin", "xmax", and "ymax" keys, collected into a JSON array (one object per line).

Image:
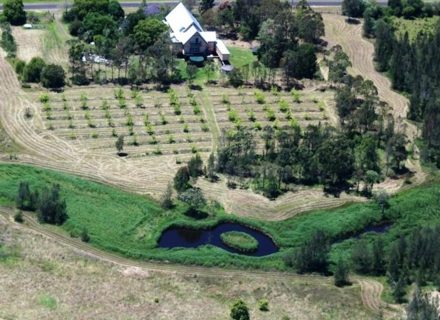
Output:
[
  {"xmin": 158, "ymin": 222, "xmax": 279, "ymax": 257},
  {"xmin": 353, "ymin": 222, "xmax": 393, "ymax": 238}
]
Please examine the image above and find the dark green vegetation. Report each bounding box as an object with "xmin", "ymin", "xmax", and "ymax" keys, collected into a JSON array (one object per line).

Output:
[
  {"xmin": 213, "ymin": 61, "xmax": 406, "ymax": 198},
  {"xmin": 0, "ymin": 163, "xmax": 439, "ymax": 277},
  {"xmin": 342, "ymin": 0, "xmax": 440, "ymax": 169},
  {"xmin": 60, "ymin": 0, "xmax": 325, "ymax": 88},
  {"xmin": 0, "ymin": 22, "xmax": 17, "ymax": 57},
  {"xmin": 220, "ymin": 231, "xmax": 259, "ymax": 253},
  {"xmin": 230, "ymin": 300, "xmax": 250, "ymax": 320},
  {"xmin": 2, "ymin": 0, "xmax": 26, "ymax": 26},
  {"xmin": 16, "ymin": 181, "xmax": 68, "ymax": 224}
]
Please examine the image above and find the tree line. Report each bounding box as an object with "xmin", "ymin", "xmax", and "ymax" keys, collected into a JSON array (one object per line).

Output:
[{"xmin": 286, "ymin": 226, "xmax": 440, "ymax": 306}]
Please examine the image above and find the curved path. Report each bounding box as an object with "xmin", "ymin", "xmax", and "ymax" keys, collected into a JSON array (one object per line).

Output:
[
  {"xmin": 358, "ymin": 279, "xmax": 403, "ymax": 318},
  {"xmin": 323, "ymin": 14, "xmax": 426, "ymax": 187},
  {"xmin": 0, "ymin": 207, "xmax": 400, "ymax": 318}
]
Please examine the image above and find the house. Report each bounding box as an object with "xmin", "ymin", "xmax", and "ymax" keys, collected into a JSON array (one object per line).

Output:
[{"xmin": 164, "ymin": 3, "xmax": 230, "ymax": 63}]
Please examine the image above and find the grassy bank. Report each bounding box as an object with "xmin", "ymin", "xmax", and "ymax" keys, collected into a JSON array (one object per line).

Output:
[{"xmin": 0, "ymin": 164, "xmax": 439, "ymax": 270}]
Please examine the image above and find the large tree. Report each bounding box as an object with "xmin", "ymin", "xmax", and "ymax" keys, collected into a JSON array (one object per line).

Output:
[
  {"xmin": 23, "ymin": 57, "xmax": 46, "ymax": 83},
  {"xmin": 3, "ymin": 0, "xmax": 26, "ymax": 26},
  {"xmin": 133, "ymin": 18, "xmax": 167, "ymax": 51},
  {"xmin": 41, "ymin": 64, "xmax": 66, "ymax": 89},
  {"xmin": 342, "ymin": 0, "xmax": 365, "ymax": 17}
]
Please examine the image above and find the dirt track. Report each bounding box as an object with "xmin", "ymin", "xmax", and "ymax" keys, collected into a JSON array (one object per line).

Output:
[{"xmin": 0, "ymin": 208, "xmax": 401, "ymax": 319}]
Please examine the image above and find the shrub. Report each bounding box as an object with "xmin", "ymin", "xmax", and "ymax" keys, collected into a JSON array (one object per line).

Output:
[
  {"xmin": 279, "ymin": 99, "xmax": 289, "ymax": 113},
  {"xmin": 291, "ymin": 89, "xmax": 301, "ymax": 103},
  {"xmin": 23, "ymin": 57, "xmax": 46, "ymax": 83},
  {"xmin": 14, "ymin": 209, "xmax": 24, "ymax": 223},
  {"xmin": 39, "ymin": 93, "xmax": 50, "ymax": 103},
  {"xmin": 41, "ymin": 64, "xmax": 65, "ymax": 89},
  {"xmin": 266, "ymin": 107, "xmax": 276, "ymax": 121},
  {"xmin": 258, "ymin": 299, "xmax": 269, "ymax": 312},
  {"xmin": 80, "ymin": 93, "xmax": 88, "ymax": 109},
  {"xmin": 255, "ymin": 90, "xmax": 266, "ymax": 104},
  {"xmin": 230, "ymin": 300, "xmax": 250, "ymax": 320},
  {"xmin": 80, "ymin": 228, "xmax": 90, "ymax": 242},
  {"xmin": 228, "ymin": 68, "xmax": 244, "ymax": 88}
]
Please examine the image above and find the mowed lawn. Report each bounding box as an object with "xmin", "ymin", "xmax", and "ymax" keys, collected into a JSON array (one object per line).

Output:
[
  {"xmin": 228, "ymin": 46, "xmax": 257, "ymax": 68},
  {"xmin": 0, "ymin": 164, "xmax": 439, "ymax": 270}
]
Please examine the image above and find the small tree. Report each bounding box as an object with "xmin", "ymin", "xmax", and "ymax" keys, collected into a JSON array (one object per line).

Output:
[
  {"xmin": 228, "ymin": 69, "xmax": 244, "ymax": 88},
  {"xmin": 188, "ymin": 153, "xmax": 204, "ymax": 178},
  {"xmin": 14, "ymin": 209, "xmax": 24, "ymax": 223},
  {"xmin": 178, "ymin": 188, "xmax": 207, "ymax": 215},
  {"xmin": 393, "ymin": 276, "xmax": 407, "ymax": 303},
  {"xmin": 334, "ymin": 258, "xmax": 351, "ymax": 287},
  {"xmin": 160, "ymin": 182, "xmax": 173, "ymax": 209},
  {"xmin": 16, "ymin": 181, "xmax": 38, "ymax": 211},
  {"xmin": 186, "ymin": 64, "xmax": 198, "ymax": 86},
  {"xmin": 80, "ymin": 228, "xmax": 90, "ymax": 242},
  {"xmin": 115, "ymin": 135, "xmax": 124, "ymax": 154},
  {"xmin": 230, "ymin": 300, "xmax": 250, "ymax": 320},
  {"xmin": 41, "ymin": 64, "xmax": 66, "ymax": 89},
  {"xmin": 294, "ymin": 230, "xmax": 330, "ymax": 274},
  {"xmin": 37, "ymin": 184, "xmax": 68, "ymax": 225},
  {"xmin": 174, "ymin": 166, "xmax": 190, "ymax": 193},
  {"xmin": 374, "ymin": 190, "xmax": 390, "ymax": 216},
  {"xmin": 3, "ymin": 0, "xmax": 26, "ymax": 26},
  {"xmin": 206, "ymin": 153, "xmax": 217, "ymax": 181},
  {"xmin": 23, "ymin": 57, "xmax": 46, "ymax": 83}
]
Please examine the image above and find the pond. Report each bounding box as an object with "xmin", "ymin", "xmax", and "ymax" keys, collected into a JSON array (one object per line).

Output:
[{"xmin": 158, "ymin": 222, "xmax": 279, "ymax": 257}]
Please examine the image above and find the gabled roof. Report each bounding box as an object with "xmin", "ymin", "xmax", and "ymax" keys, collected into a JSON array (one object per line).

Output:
[{"xmin": 165, "ymin": 3, "xmax": 203, "ymax": 35}]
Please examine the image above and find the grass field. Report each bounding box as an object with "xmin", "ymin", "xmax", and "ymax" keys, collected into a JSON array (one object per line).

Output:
[
  {"xmin": 228, "ymin": 46, "xmax": 257, "ymax": 68},
  {"xmin": 0, "ymin": 164, "xmax": 439, "ymax": 271},
  {"xmin": 0, "ymin": 223, "xmax": 374, "ymax": 320}
]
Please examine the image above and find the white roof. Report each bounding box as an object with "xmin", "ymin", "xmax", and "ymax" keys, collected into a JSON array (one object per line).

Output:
[
  {"xmin": 216, "ymin": 40, "xmax": 230, "ymax": 55},
  {"xmin": 165, "ymin": 3, "xmax": 203, "ymax": 35},
  {"xmin": 200, "ymin": 31, "xmax": 216, "ymax": 43}
]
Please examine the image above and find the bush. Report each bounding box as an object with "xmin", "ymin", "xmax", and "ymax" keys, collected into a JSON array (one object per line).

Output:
[
  {"xmin": 258, "ymin": 299, "xmax": 269, "ymax": 311},
  {"xmin": 14, "ymin": 209, "xmax": 23, "ymax": 223},
  {"xmin": 23, "ymin": 57, "xmax": 46, "ymax": 83},
  {"xmin": 230, "ymin": 300, "xmax": 250, "ymax": 320},
  {"xmin": 14, "ymin": 59, "xmax": 26, "ymax": 75},
  {"xmin": 41, "ymin": 64, "xmax": 66, "ymax": 89},
  {"xmin": 0, "ymin": 23, "xmax": 17, "ymax": 57},
  {"xmin": 80, "ymin": 228, "xmax": 90, "ymax": 242},
  {"xmin": 228, "ymin": 69, "xmax": 244, "ymax": 88}
]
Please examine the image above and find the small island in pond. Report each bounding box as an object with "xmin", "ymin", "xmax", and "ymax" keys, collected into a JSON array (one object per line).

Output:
[{"xmin": 220, "ymin": 231, "xmax": 259, "ymax": 253}]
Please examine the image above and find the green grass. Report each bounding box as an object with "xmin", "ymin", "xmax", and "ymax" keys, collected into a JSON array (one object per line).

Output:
[
  {"xmin": 0, "ymin": 164, "xmax": 439, "ymax": 271},
  {"xmin": 177, "ymin": 59, "xmax": 220, "ymax": 85},
  {"xmin": 37, "ymin": 294, "xmax": 57, "ymax": 310},
  {"xmin": 391, "ymin": 16, "xmax": 440, "ymax": 41},
  {"xmin": 228, "ymin": 46, "xmax": 256, "ymax": 68},
  {"xmin": 220, "ymin": 231, "xmax": 259, "ymax": 253}
]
